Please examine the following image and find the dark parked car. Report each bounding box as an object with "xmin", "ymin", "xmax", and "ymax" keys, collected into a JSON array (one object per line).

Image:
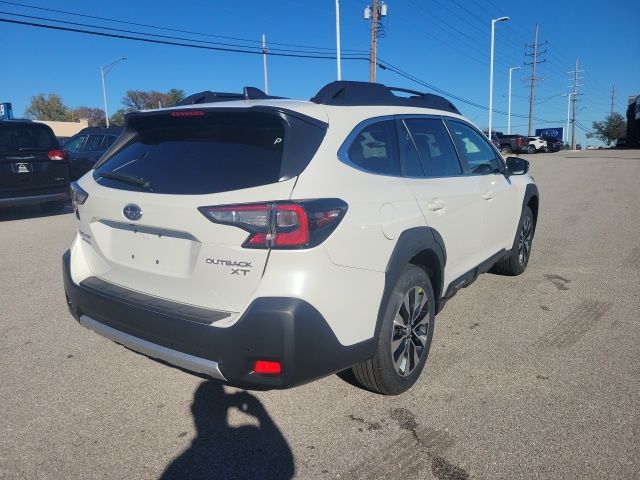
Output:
[
  {"xmin": 493, "ymin": 132, "xmax": 527, "ymax": 154},
  {"xmin": 615, "ymin": 138, "xmax": 627, "ymax": 149},
  {"xmin": 542, "ymin": 136, "xmax": 563, "ymax": 152},
  {"xmin": 482, "ymin": 131, "xmax": 502, "ymax": 150},
  {"xmin": 0, "ymin": 119, "xmax": 69, "ymax": 211},
  {"xmin": 63, "ymin": 126, "xmax": 123, "ymax": 180}
]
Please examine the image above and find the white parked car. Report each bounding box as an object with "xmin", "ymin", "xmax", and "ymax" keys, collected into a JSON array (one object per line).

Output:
[
  {"xmin": 527, "ymin": 136, "xmax": 548, "ymax": 153},
  {"xmin": 63, "ymin": 81, "xmax": 539, "ymax": 395}
]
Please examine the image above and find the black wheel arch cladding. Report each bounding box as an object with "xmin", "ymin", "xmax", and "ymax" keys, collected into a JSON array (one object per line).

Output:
[
  {"xmin": 523, "ymin": 183, "xmax": 539, "ymax": 233},
  {"xmin": 374, "ymin": 227, "xmax": 446, "ymax": 340}
]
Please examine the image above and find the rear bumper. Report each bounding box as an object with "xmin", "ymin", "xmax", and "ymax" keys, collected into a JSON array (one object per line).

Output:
[
  {"xmin": 0, "ymin": 191, "xmax": 68, "ymax": 207},
  {"xmin": 62, "ymin": 250, "xmax": 375, "ymax": 389}
]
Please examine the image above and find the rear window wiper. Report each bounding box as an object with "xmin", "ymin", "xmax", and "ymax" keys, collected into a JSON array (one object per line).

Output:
[{"xmin": 98, "ymin": 171, "xmax": 153, "ymax": 191}]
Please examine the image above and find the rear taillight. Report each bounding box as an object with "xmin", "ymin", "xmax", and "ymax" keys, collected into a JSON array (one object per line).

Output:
[
  {"xmin": 517, "ymin": 138, "xmax": 523, "ymax": 146},
  {"xmin": 48, "ymin": 149, "xmax": 66, "ymax": 160},
  {"xmin": 199, "ymin": 199, "xmax": 347, "ymax": 249},
  {"xmin": 170, "ymin": 110, "xmax": 205, "ymax": 117},
  {"xmin": 70, "ymin": 182, "xmax": 88, "ymax": 219},
  {"xmin": 253, "ymin": 360, "xmax": 282, "ymax": 375}
]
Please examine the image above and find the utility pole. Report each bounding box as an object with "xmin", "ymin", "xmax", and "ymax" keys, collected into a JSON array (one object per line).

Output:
[
  {"xmin": 369, "ymin": 0, "xmax": 379, "ymax": 82},
  {"xmin": 569, "ymin": 58, "xmax": 583, "ymax": 150},
  {"xmin": 261, "ymin": 34, "xmax": 269, "ymax": 94},
  {"xmin": 610, "ymin": 84, "xmax": 616, "ymax": 116},
  {"xmin": 364, "ymin": 1, "xmax": 387, "ymax": 83},
  {"xmin": 524, "ymin": 24, "xmax": 546, "ymax": 137}
]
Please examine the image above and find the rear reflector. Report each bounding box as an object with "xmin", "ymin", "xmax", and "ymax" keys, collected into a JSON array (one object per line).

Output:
[
  {"xmin": 170, "ymin": 110, "xmax": 205, "ymax": 117},
  {"xmin": 47, "ymin": 149, "xmax": 66, "ymax": 160},
  {"xmin": 198, "ymin": 199, "xmax": 347, "ymax": 249},
  {"xmin": 254, "ymin": 360, "xmax": 282, "ymax": 375}
]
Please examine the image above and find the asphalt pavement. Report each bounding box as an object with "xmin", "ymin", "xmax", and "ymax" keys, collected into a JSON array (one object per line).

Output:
[{"xmin": 1, "ymin": 149, "xmax": 639, "ymax": 479}]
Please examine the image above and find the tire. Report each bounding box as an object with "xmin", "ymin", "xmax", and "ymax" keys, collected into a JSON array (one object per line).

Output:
[
  {"xmin": 40, "ymin": 200, "xmax": 66, "ymax": 213},
  {"xmin": 490, "ymin": 206, "xmax": 534, "ymax": 276},
  {"xmin": 352, "ymin": 265, "xmax": 435, "ymax": 395},
  {"xmin": 501, "ymin": 145, "xmax": 512, "ymax": 154},
  {"xmin": 527, "ymin": 145, "xmax": 536, "ymax": 154}
]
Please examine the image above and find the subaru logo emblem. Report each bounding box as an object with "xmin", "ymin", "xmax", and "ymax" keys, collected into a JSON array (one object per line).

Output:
[{"xmin": 123, "ymin": 204, "xmax": 142, "ymax": 221}]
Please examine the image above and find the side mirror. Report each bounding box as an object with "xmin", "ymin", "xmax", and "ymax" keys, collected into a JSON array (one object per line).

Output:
[{"xmin": 506, "ymin": 156, "xmax": 529, "ymax": 175}]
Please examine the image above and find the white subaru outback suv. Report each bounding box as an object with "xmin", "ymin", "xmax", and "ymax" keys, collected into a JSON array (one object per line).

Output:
[{"xmin": 63, "ymin": 81, "xmax": 538, "ymax": 395}]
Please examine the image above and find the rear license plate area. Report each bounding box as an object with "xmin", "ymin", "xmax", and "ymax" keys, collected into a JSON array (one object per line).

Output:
[
  {"xmin": 12, "ymin": 162, "xmax": 33, "ymax": 173},
  {"xmin": 93, "ymin": 220, "xmax": 198, "ymax": 276}
]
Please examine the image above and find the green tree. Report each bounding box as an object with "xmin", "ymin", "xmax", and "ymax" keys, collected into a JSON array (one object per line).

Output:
[
  {"xmin": 109, "ymin": 109, "xmax": 129, "ymax": 126},
  {"xmin": 589, "ymin": 113, "xmax": 627, "ymax": 146},
  {"xmin": 121, "ymin": 88, "xmax": 186, "ymax": 111},
  {"xmin": 71, "ymin": 106, "xmax": 106, "ymax": 127},
  {"xmin": 166, "ymin": 88, "xmax": 186, "ymax": 106},
  {"xmin": 24, "ymin": 94, "xmax": 72, "ymax": 121}
]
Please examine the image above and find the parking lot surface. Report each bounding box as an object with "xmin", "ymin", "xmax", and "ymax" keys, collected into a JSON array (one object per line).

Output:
[{"xmin": 1, "ymin": 149, "xmax": 639, "ymax": 479}]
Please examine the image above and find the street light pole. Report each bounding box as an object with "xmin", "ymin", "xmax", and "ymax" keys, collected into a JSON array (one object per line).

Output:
[
  {"xmin": 507, "ymin": 66, "xmax": 520, "ymax": 135},
  {"xmin": 563, "ymin": 93, "xmax": 573, "ymax": 144},
  {"xmin": 262, "ymin": 34, "xmax": 269, "ymax": 94},
  {"xmin": 335, "ymin": 0, "xmax": 342, "ymax": 80},
  {"xmin": 100, "ymin": 57, "xmax": 127, "ymax": 127},
  {"xmin": 488, "ymin": 16, "xmax": 510, "ymax": 138}
]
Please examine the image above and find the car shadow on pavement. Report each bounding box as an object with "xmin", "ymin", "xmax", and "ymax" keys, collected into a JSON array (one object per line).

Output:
[
  {"xmin": 160, "ymin": 381, "xmax": 295, "ymax": 480},
  {"xmin": 0, "ymin": 203, "xmax": 73, "ymax": 222}
]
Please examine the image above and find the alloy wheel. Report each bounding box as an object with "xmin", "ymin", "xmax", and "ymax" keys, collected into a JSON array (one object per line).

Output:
[
  {"xmin": 518, "ymin": 215, "xmax": 533, "ymax": 266},
  {"xmin": 390, "ymin": 286, "xmax": 429, "ymax": 377}
]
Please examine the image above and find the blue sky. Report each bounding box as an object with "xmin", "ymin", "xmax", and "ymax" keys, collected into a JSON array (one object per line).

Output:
[{"xmin": 2, "ymin": 0, "xmax": 639, "ymax": 145}]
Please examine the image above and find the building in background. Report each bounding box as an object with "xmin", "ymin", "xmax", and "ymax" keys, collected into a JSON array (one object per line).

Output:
[{"xmin": 36, "ymin": 119, "xmax": 88, "ymax": 140}]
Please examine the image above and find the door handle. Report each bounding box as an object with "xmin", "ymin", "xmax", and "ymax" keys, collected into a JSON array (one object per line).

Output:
[
  {"xmin": 482, "ymin": 191, "xmax": 495, "ymax": 200},
  {"xmin": 426, "ymin": 201, "xmax": 445, "ymax": 211}
]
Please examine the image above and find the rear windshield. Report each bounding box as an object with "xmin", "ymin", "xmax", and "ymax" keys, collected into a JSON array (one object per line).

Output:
[
  {"xmin": 0, "ymin": 124, "xmax": 57, "ymax": 154},
  {"xmin": 94, "ymin": 112, "xmax": 285, "ymax": 195}
]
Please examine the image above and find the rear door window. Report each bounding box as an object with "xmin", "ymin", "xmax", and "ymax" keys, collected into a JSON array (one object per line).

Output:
[
  {"xmin": 345, "ymin": 120, "xmax": 400, "ymax": 175},
  {"xmin": 94, "ymin": 112, "xmax": 286, "ymax": 195},
  {"xmin": 101, "ymin": 135, "xmax": 117, "ymax": 150},
  {"xmin": 63, "ymin": 135, "xmax": 87, "ymax": 153},
  {"xmin": 0, "ymin": 124, "xmax": 57, "ymax": 154},
  {"xmin": 404, "ymin": 118, "xmax": 462, "ymax": 177},
  {"xmin": 397, "ymin": 120, "xmax": 425, "ymax": 176},
  {"xmin": 84, "ymin": 135, "xmax": 104, "ymax": 152}
]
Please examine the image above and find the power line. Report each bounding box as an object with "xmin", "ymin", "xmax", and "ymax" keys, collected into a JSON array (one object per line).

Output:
[
  {"xmin": 377, "ymin": 58, "xmax": 564, "ymax": 123},
  {"xmin": 0, "ymin": 15, "xmax": 370, "ymax": 60},
  {"xmin": 0, "ymin": 11, "xmax": 565, "ymax": 126},
  {"xmin": 0, "ymin": 0, "xmax": 368, "ymax": 54},
  {"xmin": 0, "ymin": 10, "xmax": 354, "ymax": 55}
]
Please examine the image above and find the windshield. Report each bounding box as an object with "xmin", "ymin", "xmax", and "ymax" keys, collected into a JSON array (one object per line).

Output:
[{"xmin": 0, "ymin": 124, "xmax": 57, "ymax": 154}]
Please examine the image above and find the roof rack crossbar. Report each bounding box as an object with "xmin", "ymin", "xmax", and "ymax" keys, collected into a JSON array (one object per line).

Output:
[{"xmin": 310, "ymin": 81, "xmax": 460, "ymax": 114}]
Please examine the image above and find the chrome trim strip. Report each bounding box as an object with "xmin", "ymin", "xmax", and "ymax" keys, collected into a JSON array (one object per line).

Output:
[{"xmin": 79, "ymin": 315, "xmax": 227, "ymax": 381}]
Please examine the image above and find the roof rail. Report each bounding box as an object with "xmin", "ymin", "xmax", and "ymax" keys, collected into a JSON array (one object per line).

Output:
[
  {"xmin": 177, "ymin": 87, "xmax": 285, "ymax": 106},
  {"xmin": 310, "ymin": 81, "xmax": 460, "ymax": 114}
]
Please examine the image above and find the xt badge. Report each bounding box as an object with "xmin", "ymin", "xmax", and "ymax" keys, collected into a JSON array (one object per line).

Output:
[{"xmin": 206, "ymin": 258, "xmax": 252, "ymax": 276}]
